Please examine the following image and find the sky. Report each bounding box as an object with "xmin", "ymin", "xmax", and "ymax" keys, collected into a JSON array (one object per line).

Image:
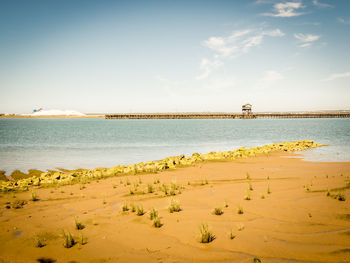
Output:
[{"xmin": 1, "ymin": 0, "xmax": 350, "ymax": 114}]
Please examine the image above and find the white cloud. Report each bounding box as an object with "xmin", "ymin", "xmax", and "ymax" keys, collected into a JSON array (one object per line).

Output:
[
  {"xmin": 312, "ymin": 0, "xmax": 333, "ymax": 8},
  {"xmin": 337, "ymin": 17, "xmax": 350, "ymax": 24},
  {"xmin": 197, "ymin": 28, "xmax": 284, "ymax": 79},
  {"xmin": 294, "ymin": 33, "xmax": 320, "ymax": 47},
  {"xmin": 256, "ymin": 70, "xmax": 284, "ymax": 89},
  {"xmin": 322, "ymin": 72, "xmax": 350, "ymax": 81},
  {"xmin": 262, "ymin": 2, "xmax": 305, "ymax": 17},
  {"xmin": 196, "ymin": 58, "xmax": 223, "ymax": 80}
]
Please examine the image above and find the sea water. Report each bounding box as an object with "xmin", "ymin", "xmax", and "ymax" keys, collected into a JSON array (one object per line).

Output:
[{"xmin": 0, "ymin": 118, "xmax": 349, "ymax": 174}]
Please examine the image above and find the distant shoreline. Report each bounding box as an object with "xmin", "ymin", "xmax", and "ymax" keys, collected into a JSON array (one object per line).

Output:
[{"xmin": 0, "ymin": 114, "xmax": 105, "ymax": 119}]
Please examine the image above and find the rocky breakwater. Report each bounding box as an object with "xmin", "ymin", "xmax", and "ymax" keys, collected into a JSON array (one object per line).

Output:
[{"xmin": 0, "ymin": 140, "xmax": 326, "ymax": 192}]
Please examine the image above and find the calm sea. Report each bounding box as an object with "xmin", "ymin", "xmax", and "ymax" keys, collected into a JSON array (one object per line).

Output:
[{"xmin": 0, "ymin": 118, "xmax": 349, "ymax": 174}]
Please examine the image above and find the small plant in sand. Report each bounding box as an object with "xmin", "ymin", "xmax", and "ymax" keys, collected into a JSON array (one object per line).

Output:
[
  {"xmin": 168, "ymin": 199, "xmax": 181, "ymax": 213},
  {"xmin": 267, "ymin": 176, "xmax": 270, "ymax": 180},
  {"xmin": 306, "ymin": 185, "xmax": 310, "ymax": 192},
  {"xmin": 79, "ymin": 233, "xmax": 87, "ymax": 245},
  {"xmin": 326, "ymin": 188, "xmax": 331, "ymax": 196},
  {"xmin": 244, "ymin": 190, "xmax": 251, "ymax": 200},
  {"xmin": 130, "ymin": 203, "xmax": 136, "ymax": 212},
  {"xmin": 248, "ymin": 182, "xmax": 253, "ymax": 191},
  {"xmin": 267, "ymin": 184, "xmax": 271, "ymax": 194},
  {"xmin": 153, "ymin": 216, "xmax": 162, "ymax": 228},
  {"xmin": 75, "ymin": 217, "xmax": 85, "ymax": 230},
  {"xmin": 260, "ymin": 193, "xmax": 265, "ymax": 199},
  {"xmin": 149, "ymin": 208, "xmax": 158, "ymax": 220},
  {"xmin": 126, "ymin": 178, "xmax": 131, "ymax": 185},
  {"xmin": 120, "ymin": 179, "xmax": 123, "ymax": 184},
  {"xmin": 229, "ymin": 229, "xmax": 235, "ymax": 240},
  {"xmin": 34, "ymin": 235, "xmax": 46, "ymax": 248},
  {"xmin": 224, "ymin": 200, "xmax": 229, "ymax": 208},
  {"xmin": 147, "ymin": 184, "xmax": 154, "ymax": 193},
  {"xmin": 102, "ymin": 196, "xmax": 107, "ymax": 204},
  {"xmin": 246, "ymin": 172, "xmax": 251, "ymax": 180},
  {"xmin": 122, "ymin": 202, "xmax": 129, "ymax": 211},
  {"xmin": 136, "ymin": 205, "xmax": 145, "ymax": 216},
  {"xmin": 199, "ymin": 223, "xmax": 215, "ymax": 243},
  {"xmin": 138, "ymin": 177, "xmax": 142, "ymax": 184},
  {"xmin": 31, "ymin": 191, "xmax": 39, "ymax": 201},
  {"xmin": 170, "ymin": 189, "xmax": 176, "ymax": 196},
  {"xmin": 129, "ymin": 188, "xmax": 135, "ymax": 195},
  {"xmin": 253, "ymin": 258, "xmax": 262, "ymax": 263},
  {"xmin": 80, "ymin": 184, "xmax": 86, "ymax": 190},
  {"xmin": 11, "ymin": 200, "xmax": 26, "ymax": 209},
  {"xmin": 153, "ymin": 178, "xmax": 160, "ymax": 184},
  {"xmin": 237, "ymin": 223, "xmax": 245, "ymax": 231},
  {"xmin": 160, "ymin": 184, "xmax": 169, "ymax": 195},
  {"xmin": 334, "ymin": 191, "xmax": 346, "ymax": 201},
  {"xmin": 213, "ymin": 207, "xmax": 224, "ymax": 215},
  {"xmin": 62, "ymin": 231, "xmax": 75, "ymax": 248},
  {"xmin": 237, "ymin": 205, "xmax": 244, "ymax": 214},
  {"xmin": 112, "ymin": 184, "xmax": 117, "ymax": 189}
]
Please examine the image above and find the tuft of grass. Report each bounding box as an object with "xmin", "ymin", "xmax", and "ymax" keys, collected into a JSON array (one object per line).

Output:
[
  {"xmin": 188, "ymin": 181, "xmax": 191, "ymax": 185},
  {"xmin": 267, "ymin": 176, "xmax": 270, "ymax": 180},
  {"xmin": 326, "ymin": 188, "xmax": 331, "ymax": 196},
  {"xmin": 229, "ymin": 229, "xmax": 235, "ymax": 240},
  {"xmin": 120, "ymin": 179, "xmax": 123, "ymax": 184},
  {"xmin": 260, "ymin": 193, "xmax": 265, "ymax": 199},
  {"xmin": 306, "ymin": 185, "xmax": 310, "ymax": 192},
  {"xmin": 79, "ymin": 233, "xmax": 87, "ymax": 245},
  {"xmin": 31, "ymin": 192, "xmax": 39, "ymax": 201},
  {"xmin": 11, "ymin": 200, "xmax": 26, "ymax": 209},
  {"xmin": 129, "ymin": 188, "xmax": 135, "ymax": 195},
  {"xmin": 168, "ymin": 199, "xmax": 181, "ymax": 213},
  {"xmin": 199, "ymin": 223, "xmax": 215, "ymax": 243},
  {"xmin": 122, "ymin": 202, "xmax": 129, "ymax": 211},
  {"xmin": 153, "ymin": 178, "xmax": 160, "ymax": 184},
  {"xmin": 248, "ymin": 182, "xmax": 253, "ymax": 191},
  {"xmin": 334, "ymin": 191, "xmax": 346, "ymax": 201},
  {"xmin": 112, "ymin": 184, "xmax": 117, "ymax": 189},
  {"xmin": 153, "ymin": 216, "xmax": 162, "ymax": 228},
  {"xmin": 102, "ymin": 196, "xmax": 107, "ymax": 204},
  {"xmin": 138, "ymin": 177, "xmax": 142, "ymax": 184},
  {"xmin": 34, "ymin": 235, "xmax": 46, "ymax": 248},
  {"xmin": 224, "ymin": 200, "xmax": 229, "ymax": 208},
  {"xmin": 147, "ymin": 184, "xmax": 154, "ymax": 193},
  {"xmin": 126, "ymin": 178, "xmax": 131, "ymax": 185},
  {"xmin": 267, "ymin": 184, "xmax": 271, "ymax": 194},
  {"xmin": 130, "ymin": 203, "xmax": 136, "ymax": 212},
  {"xmin": 213, "ymin": 207, "xmax": 224, "ymax": 215},
  {"xmin": 237, "ymin": 223, "xmax": 245, "ymax": 231},
  {"xmin": 80, "ymin": 184, "xmax": 86, "ymax": 190},
  {"xmin": 253, "ymin": 258, "xmax": 262, "ymax": 263},
  {"xmin": 149, "ymin": 208, "xmax": 158, "ymax": 220},
  {"xmin": 75, "ymin": 217, "xmax": 85, "ymax": 230},
  {"xmin": 246, "ymin": 172, "xmax": 251, "ymax": 180},
  {"xmin": 62, "ymin": 231, "xmax": 75, "ymax": 248},
  {"xmin": 136, "ymin": 205, "xmax": 145, "ymax": 216},
  {"xmin": 244, "ymin": 190, "xmax": 251, "ymax": 200},
  {"xmin": 160, "ymin": 184, "xmax": 169, "ymax": 195},
  {"xmin": 237, "ymin": 205, "xmax": 244, "ymax": 214}
]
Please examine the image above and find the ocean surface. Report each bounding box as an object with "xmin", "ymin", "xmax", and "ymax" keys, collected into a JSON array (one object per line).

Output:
[{"xmin": 0, "ymin": 118, "xmax": 349, "ymax": 174}]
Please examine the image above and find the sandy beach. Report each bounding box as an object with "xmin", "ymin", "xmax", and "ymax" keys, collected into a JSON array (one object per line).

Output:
[{"xmin": 1, "ymin": 150, "xmax": 349, "ymax": 263}]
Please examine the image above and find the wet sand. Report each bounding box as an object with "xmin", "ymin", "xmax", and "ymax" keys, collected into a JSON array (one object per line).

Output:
[{"xmin": 0, "ymin": 152, "xmax": 349, "ymax": 263}]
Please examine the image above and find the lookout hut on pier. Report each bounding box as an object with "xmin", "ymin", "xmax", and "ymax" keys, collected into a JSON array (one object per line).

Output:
[{"xmin": 242, "ymin": 103, "xmax": 252, "ymax": 115}]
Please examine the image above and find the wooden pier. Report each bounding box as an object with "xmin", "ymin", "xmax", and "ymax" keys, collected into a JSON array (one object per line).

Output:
[{"xmin": 105, "ymin": 112, "xmax": 350, "ymax": 119}]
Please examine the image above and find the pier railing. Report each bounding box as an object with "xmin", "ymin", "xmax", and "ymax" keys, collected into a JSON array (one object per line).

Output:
[{"xmin": 105, "ymin": 112, "xmax": 350, "ymax": 119}]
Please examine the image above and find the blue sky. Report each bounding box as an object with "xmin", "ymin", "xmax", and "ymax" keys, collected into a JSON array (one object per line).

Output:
[{"xmin": 1, "ymin": 0, "xmax": 350, "ymax": 113}]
